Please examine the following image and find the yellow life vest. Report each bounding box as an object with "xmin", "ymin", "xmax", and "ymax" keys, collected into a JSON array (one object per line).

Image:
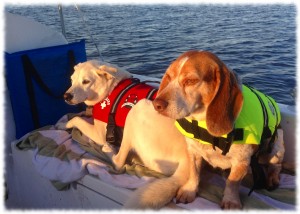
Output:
[{"xmin": 175, "ymin": 85, "xmax": 281, "ymax": 147}]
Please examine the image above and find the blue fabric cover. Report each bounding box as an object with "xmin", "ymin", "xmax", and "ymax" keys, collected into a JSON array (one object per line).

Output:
[{"xmin": 5, "ymin": 40, "xmax": 87, "ymax": 139}]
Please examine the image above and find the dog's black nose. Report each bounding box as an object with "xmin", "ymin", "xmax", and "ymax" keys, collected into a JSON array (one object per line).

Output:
[
  {"xmin": 152, "ymin": 98, "xmax": 168, "ymax": 112},
  {"xmin": 64, "ymin": 93, "xmax": 73, "ymax": 102}
]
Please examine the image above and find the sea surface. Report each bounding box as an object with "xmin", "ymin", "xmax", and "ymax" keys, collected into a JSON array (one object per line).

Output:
[{"xmin": 5, "ymin": 4, "xmax": 296, "ymax": 105}]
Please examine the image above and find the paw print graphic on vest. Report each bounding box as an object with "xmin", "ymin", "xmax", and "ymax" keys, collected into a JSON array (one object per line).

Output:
[{"xmin": 121, "ymin": 94, "xmax": 138, "ymax": 109}]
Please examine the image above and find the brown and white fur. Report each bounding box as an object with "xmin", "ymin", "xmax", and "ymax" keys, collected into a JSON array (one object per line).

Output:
[
  {"xmin": 56, "ymin": 60, "xmax": 131, "ymax": 154},
  {"xmin": 152, "ymin": 50, "xmax": 285, "ymax": 209}
]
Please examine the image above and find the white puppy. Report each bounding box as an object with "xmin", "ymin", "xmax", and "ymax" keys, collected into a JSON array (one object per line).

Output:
[{"xmin": 56, "ymin": 60, "xmax": 131, "ymax": 152}]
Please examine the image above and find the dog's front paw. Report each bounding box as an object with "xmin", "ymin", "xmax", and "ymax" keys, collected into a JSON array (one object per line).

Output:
[
  {"xmin": 55, "ymin": 122, "xmax": 68, "ymax": 130},
  {"xmin": 175, "ymin": 183, "xmax": 197, "ymax": 204},
  {"xmin": 55, "ymin": 121, "xmax": 73, "ymax": 130},
  {"xmin": 221, "ymin": 197, "xmax": 242, "ymax": 210},
  {"xmin": 267, "ymin": 166, "xmax": 281, "ymax": 190},
  {"xmin": 112, "ymin": 154, "xmax": 124, "ymax": 171}
]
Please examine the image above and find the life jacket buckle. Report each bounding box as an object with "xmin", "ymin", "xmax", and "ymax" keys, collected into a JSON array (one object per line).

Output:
[{"xmin": 106, "ymin": 113, "xmax": 117, "ymax": 145}]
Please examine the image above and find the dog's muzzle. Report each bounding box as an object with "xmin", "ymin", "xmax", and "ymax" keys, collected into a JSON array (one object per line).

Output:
[
  {"xmin": 64, "ymin": 93, "xmax": 73, "ymax": 103},
  {"xmin": 152, "ymin": 98, "xmax": 168, "ymax": 112}
]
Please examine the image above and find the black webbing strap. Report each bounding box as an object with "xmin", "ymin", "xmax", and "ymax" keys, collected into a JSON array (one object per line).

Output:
[
  {"xmin": 106, "ymin": 78, "xmax": 141, "ymax": 146},
  {"xmin": 68, "ymin": 50, "xmax": 76, "ymax": 76},
  {"xmin": 248, "ymin": 155, "xmax": 267, "ymax": 196},
  {"xmin": 22, "ymin": 55, "xmax": 40, "ymax": 128},
  {"xmin": 141, "ymin": 80, "xmax": 159, "ymax": 100},
  {"xmin": 246, "ymin": 86, "xmax": 272, "ymax": 144},
  {"xmin": 21, "ymin": 50, "xmax": 76, "ymax": 129},
  {"xmin": 176, "ymin": 118, "xmax": 244, "ymax": 155},
  {"xmin": 22, "ymin": 55, "xmax": 62, "ymax": 99},
  {"xmin": 265, "ymin": 95, "xmax": 279, "ymax": 127},
  {"xmin": 146, "ymin": 88, "xmax": 158, "ymax": 100},
  {"xmin": 245, "ymin": 85, "xmax": 275, "ymax": 195},
  {"xmin": 264, "ymin": 94, "xmax": 280, "ymax": 153}
]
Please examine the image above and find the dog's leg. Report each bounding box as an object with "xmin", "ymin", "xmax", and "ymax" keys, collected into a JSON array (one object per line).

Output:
[
  {"xmin": 221, "ymin": 161, "xmax": 248, "ymax": 209},
  {"xmin": 266, "ymin": 129, "xmax": 285, "ymax": 190},
  {"xmin": 176, "ymin": 150, "xmax": 202, "ymax": 204},
  {"xmin": 112, "ymin": 143, "xmax": 131, "ymax": 171},
  {"xmin": 57, "ymin": 117, "xmax": 106, "ymax": 145},
  {"xmin": 112, "ymin": 128, "xmax": 132, "ymax": 171}
]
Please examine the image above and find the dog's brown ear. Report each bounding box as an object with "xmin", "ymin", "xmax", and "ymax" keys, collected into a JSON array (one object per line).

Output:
[{"xmin": 206, "ymin": 64, "xmax": 243, "ymax": 136}]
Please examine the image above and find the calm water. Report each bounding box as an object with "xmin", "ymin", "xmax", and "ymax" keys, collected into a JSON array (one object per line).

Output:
[{"xmin": 5, "ymin": 4, "xmax": 296, "ymax": 105}]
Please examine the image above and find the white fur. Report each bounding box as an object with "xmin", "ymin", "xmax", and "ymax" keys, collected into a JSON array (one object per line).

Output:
[
  {"xmin": 178, "ymin": 56, "xmax": 189, "ymax": 72},
  {"xmin": 56, "ymin": 60, "xmax": 131, "ymax": 154},
  {"xmin": 113, "ymin": 99, "xmax": 199, "ymax": 209}
]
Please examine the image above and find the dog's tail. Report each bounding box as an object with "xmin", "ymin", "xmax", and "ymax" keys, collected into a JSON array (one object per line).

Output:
[
  {"xmin": 124, "ymin": 156, "xmax": 191, "ymax": 209},
  {"xmin": 124, "ymin": 175, "xmax": 183, "ymax": 209}
]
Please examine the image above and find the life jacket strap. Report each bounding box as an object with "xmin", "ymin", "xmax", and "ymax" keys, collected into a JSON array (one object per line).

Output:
[
  {"xmin": 106, "ymin": 78, "xmax": 141, "ymax": 146},
  {"xmin": 245, "ymin": 85, "xmax": 280, "ymax": 195},
  {"xmin": 248, "ymin": 154, "xmax": 267, "ymax": 196},
  {"xmin": 264, "ymin": 95, "xmax": 280, "ymax": 153},
  {"xmin": 142, "ymin": 80, "xmax": 159, "ymax": 100},
  {"xmin": 176, "ymin": 118, "xmax": 244, "ymax": 155},
  {"xmin": 146, "ymin": 88, "xmax": 158, "ymax": 100},
  {"xmin": 106, "ymin": 78, "xmax": 158, "ymax": 146}
]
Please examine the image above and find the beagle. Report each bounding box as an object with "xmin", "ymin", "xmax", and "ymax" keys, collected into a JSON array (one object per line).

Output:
[{"xmin": 153, "ymin": 50, "xmax": 284, "ymax": 209}]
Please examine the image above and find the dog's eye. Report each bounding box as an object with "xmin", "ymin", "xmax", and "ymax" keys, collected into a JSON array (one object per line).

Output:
[
  {"xmin": 82, "ymin": 80, "xmax": 91, "ymax": 85},
  {"xmin": 184, "ymin": 79, "xmax": 199, "ymax": 86}
]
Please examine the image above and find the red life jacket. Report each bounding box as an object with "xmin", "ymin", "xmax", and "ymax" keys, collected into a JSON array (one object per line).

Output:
[{"xmin": 93, "ymin": 78, "xmax": 157, "ymax": 127}]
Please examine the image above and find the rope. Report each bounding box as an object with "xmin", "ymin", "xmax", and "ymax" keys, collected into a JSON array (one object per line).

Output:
[
  {"xmin": 58, "ymin": 4, "xmax": 67, "ymax": 39},
  {"xmin": 75, "ymin": 4, "xmax": 104, "ymax": 61}
]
